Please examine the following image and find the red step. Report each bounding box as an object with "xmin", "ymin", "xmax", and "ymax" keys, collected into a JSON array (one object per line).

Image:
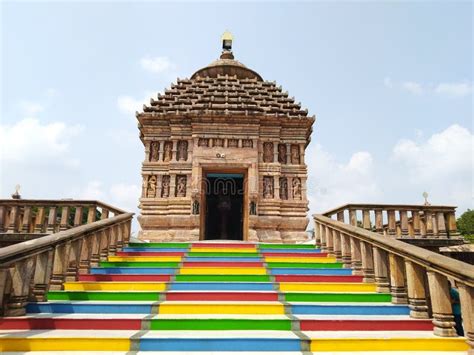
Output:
[
  {"xmin": 275, "ymin": 275, "xmax": 364, "ymax": 283},
  {"xmin": 0, "ymin": 318, "xmax": 141, "ymax": 330},
  {"xmin": 262, "ymin": 252, "xmax": 328, "ymax": 257},
  {"xmin": 300, "ymin": 319, "xmax": 434, "ymax": 331},
  {"xmin": 182, "ymin": 261, "xmax": 264, "ymax": 267},
  {"xmin": 191, "ymin": 243, "xmax": 256, "ymax": 248},
  {"xmin": 116, "ymin": 251, "xmax": 185, "ymax": 256},
  {"xmin": 165, "ymin": 292, "xmax": 278, "ymax": 301},
  {"xmin": 78, "ymin": 274, "xmax": 171, "ymax": 282}
]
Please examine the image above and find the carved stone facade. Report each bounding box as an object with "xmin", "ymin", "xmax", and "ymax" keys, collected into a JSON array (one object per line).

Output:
[{"xmin": 137, "ymin": 39, "xmax": 314, "ymax": 243}]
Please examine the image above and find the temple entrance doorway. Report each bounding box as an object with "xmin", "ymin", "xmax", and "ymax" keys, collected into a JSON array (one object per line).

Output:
[{"xmin": 204, "ymin": 173, "xmax": 244, "ymax": 240}]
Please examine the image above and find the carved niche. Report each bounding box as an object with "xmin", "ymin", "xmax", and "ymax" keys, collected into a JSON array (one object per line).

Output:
[
  {"xmin": 263, "ymin": 176, "xmax": 274, "ymax": 199},
  {"xmin": 213, "ymin": 138, "xmax": 224, "ymax": 147},
  {"xmin": 163, "ymin": 141, "xmax": 173, "ymax": 162},
  {"xmin": 263, "ymin": 142, "xmax": 274, "ymax": 163},
  {"xmin": 177, "ymin": 140, "xmax": 188, "ymax": 161},
  {"xmin": 278, "ymin": 144, "xmax": 287, "ymax": 164},
  {"xmin": 161, "ymin": 175, "xmax": 170, "ymax": 198},
  {"xmin": 228, "ymin": 139, "xmax": 238, "ymax": 148},
  {"xmin": 176, "ymin": 175, "xmax": 187, "ymax": 197},
  {"xmin": 242, "ymin": 139, "xmax": 253, "ymax": 148},
  {"xmin": 146, "ymin": 175, "xmax": 157, "ymax": 198},
  {"xmin": 291, "ymin": 144, "xmax": 300, "ymax": 164},
  {"xmin": 198, "ymin": 138, "xmax": 209, "ymax": 147},
  {"xmin": 292, "ymin": 177, "xmax": 302, "ymax": 200},
  {"xmin": 279, "ymin": 177, "xmax": 288, "ymax": 200},
  {"xmin": 149, "ymin": 141, "xmax": 160, "ymax": 162}
]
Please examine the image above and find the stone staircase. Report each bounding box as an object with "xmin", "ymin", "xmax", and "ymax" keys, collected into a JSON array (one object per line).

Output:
[{"xmin": 0, "ymin": 241, "xmax": 469, "ymax": 353}]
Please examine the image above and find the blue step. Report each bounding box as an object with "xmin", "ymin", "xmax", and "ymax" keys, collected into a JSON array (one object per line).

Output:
[
  {"xmin": 291, "ymin": 304, "xmax": 411, "ymax": 315},
  {"xmin": 89, "ymin": 267, "xmax": 177, "ymax": 274},
  {"xmin": 122, "ymin": 247, "xmax": 188, "ymax": 252},
  {"xmin": 27, "ymin": 302, "xmax": 152, "ymax": 314}
]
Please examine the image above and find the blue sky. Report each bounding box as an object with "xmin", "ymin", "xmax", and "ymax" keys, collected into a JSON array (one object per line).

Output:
[{"xmin": 1, "ymin": 1, "xmax": 472, "ymax": 231}]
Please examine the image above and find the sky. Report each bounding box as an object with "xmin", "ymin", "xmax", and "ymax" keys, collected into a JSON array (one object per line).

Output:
[{"xmin": 1, "ymin": 1, "xmax": 472, "ymax": 233}]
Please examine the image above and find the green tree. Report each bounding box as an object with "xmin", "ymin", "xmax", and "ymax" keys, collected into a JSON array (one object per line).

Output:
[{"xmin": 457, "ymin": 209, "xmax": 474, "ymax": 243}]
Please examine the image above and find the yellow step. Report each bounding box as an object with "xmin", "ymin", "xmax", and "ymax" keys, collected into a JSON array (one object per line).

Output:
[
  {"xmin": 108, "ymin": 256, "xmax": 182, "ymax": 262},
  {"xmin": 265, "ymin": 257, "xmax": 337, "ymax": 263},
  {"xmin": 0, "ymin": 338, "xmax": 131, "ymax": 351},
  {"xmin": 158, "ymin": 302, "xmax": 284, "ymax": 314},
  {"xmin": 179, "ymin": 267, "xmax": 267, "ymax": 275},
  {"xmin": 63, "ymin": 282, "xmax": 167, "ymax": 291},
  {"xmin": 279, "ymin": 282, "xmax": 377, "ymax": 292},
  {"xmin": 190, "ymin": 247, "xmax": 257, "ymax": 253}
]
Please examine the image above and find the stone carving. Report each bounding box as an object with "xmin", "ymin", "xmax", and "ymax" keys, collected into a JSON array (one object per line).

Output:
[
  {"xmin": 213, "ymin": 138, "xmax": 223, "ymax": 147},
  {"xmin": 163, "ymin": 141, "xmax": 173, "ymax": 162},
  {"xmin": 278, "ymin": 144, "xmax": 287, "ymax": 164},
  {"xmin": 146, "ymin": 176, "xmax": 157, "ymax": 198},
  {"xmin": 250, "ymin": 201, "xmax": 257, "ymax": 215},
  {"xmin": 192, "ymin": 200, "xmax": 200, "ymax": 215},
  {"xmin": 263, "ymin": 142, "xmax": 274, "ymax": 163},
  {"xmin": 292, "ymin": 177, "xmax": 302, "ymax": 200},
  {"xmin": 142, "ymin": 177, "xmax": 148, "ymax": 197},
  {"xmin": 279, "ymin": 177, "xmax": 288, "ymax": 200},
  {"xmin": 198, "ymin": 138, "xmax": 209, "ymax": 147},
  {"xmin": 242, "ymin": 139, "xmax": 253, "ymax": 148},
  {"xmin": 228, "ymin": 139, "xmax": 238, "ymax": 148},
  {"xmin": 177, "ymin": 140, "xmax": 188, "ymax": 161},
  {"xmin": 263, "ymin": 176, "xmax": 274, "ymax": 199},
  {"xmin": 176, "ymin": 175, "xmax": 187, "ymax": 197},
  {"xmin": 161, "ymin": 175, "xmax": 170, "ymax": 198},
  {"xmin": 291, "ymin": 144, "xmax": 300, "ymax": 164},
  {"xmin": 149, "ymin": 141, "xmax": 160, "ymax": 162}
]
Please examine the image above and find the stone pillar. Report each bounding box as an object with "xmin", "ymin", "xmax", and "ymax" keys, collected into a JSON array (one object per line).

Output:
[
  {"xmin": 73, "ymin": 207, "xmax": 83, "ymax": 226},
  {"xmin": 101, "ymin": 208, "xmax": 109, "ymax": 220},
  {"xmin": 360, "ymin": 242, "xmax": 375, "ymax": 283},
  {"xmin": 31, "ymin": 250, "xmax": 53, "ymax": 302},
  {"xmin": 299, "ymin": 143, "xmax": 305, "ymax": 165},
  {"xmin": 373, "ymin": 247, "xmax": 390, "ymax": 293},
  {"xmin": 350, "ymin": 237, "xmax": 362, "ymax": 275},
  {"xmin": 340, "ymin": 233, "xmax": 352, "ymax": 268},
  {"xmin": 389, "ymin": 254, "xmax": 408, "ymax": 304},
  {"xmin": 144, "ymin": 141, "xmax": 151, "ymax": 162},
  {"xmin": 387, "ymin": 210, "xmax": 396, "ymax": 236},
  {"xmin": 59, "ymin": 206, "xmax": 70, "ymax": 231},
  {"xmin": 78, "ymin": 236, "xmax": 92, "ymax": 274},
  {"xmin": 432, "ymin": 213, "xmax": 439, "ymax": 238},
  {"xmin": 171, "ymin": 139, "xmax": 178, "ymax": 162},
  {"xmin": 0, "ymin": 206, "xmax": 6, "ymax": 233},
  {"xmin": 405, "ymin": 261, "xmax": 429, "ymax": 318},
  {"xmin": 337, "ymin": 211, "xmax": 345, "ymax": 224},
  {"xmin": 420, "ymin": 215, "xmax": 427, "ymax": 238},
  {"xmin": 349, "ymin": 209, "xmax": 357, "ymax": 227},
  {"xmin": 87, "ymin": 206, "xmax": 96, "ymax": 224},
  {"xmin": 325, "ymin": 226, "xmax": 334, "ymax": 255},
  {"xmin": 49, "ymin": 242, "xmax": 71, "ymax": 291},
  {"xmin": 273, "ymin": 141, "xmax": 278, "ymax": 162},
  {"xmin": 47, "ymin": 207, "xmax": 57, "ymax": 233},
  {"xmin": 447, "ymin": 212, "xmax": 458, "ymax": 237},
  {"xmin": 7, "ymin": 206, "xmax": 19, "ymax": 233},
  {"xmin": 21, "ymin": 206, "xmax": 32, "ymax": 233},
  {"xmin": 412, "ymin": 210, "xmax": 421, "ymax": 237},
  {"xmin": 427, "ymin": 271, "xmax": 457, "ymax": 337},
  {"xmin": 425, "ymin": 212, "xmax": 434, "ymax": 237},
  {"xmin": 375, "ymin": 209, "xmax": 383, "ymax": 234},
  {"xmin": 34, "ymin": 207, "xmax": 45, "ymax": 233},
  {"xmin": 285, "ymin": 143, "xmax": 291, "ymax": 165},
  {"xmin": 362, "ymin": 210, "xmax": 371, "ymax": 230},
  {"xmin": 400, "ymin": 210, "xmax": 409, "ymax": 236},
  {"xmin": 437, "ymin": 212, "xmax": 447, "ymax": 237},
  {"xmin": 458, "ymin": 284, "xmax": 473, "ymax": 348},
  {"xmin": 333, "ymin": 230, "xmax": 342, "ymax": 262},
  {"xmin": 320, "ymin": 224, "xmax": 327, "ymax": 252}
]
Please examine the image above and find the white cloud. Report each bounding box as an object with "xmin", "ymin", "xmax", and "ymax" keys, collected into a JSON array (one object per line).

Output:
[
  {"xmin": 117, "ymin": 92, "xmax": 156, "ymax": 115},
  {"xmin": 435, "ymin": 82, "xmax": 472, "ymax": 97},
  {"xmin": 401, "ymin": 81, "xmax": 424, "ymax": 95},
  {"xmin": 19, "ymin": 101, "xmax": 45, "ymax": 116},
  {"xmin": 383, "ymin": 76, "xmax": 393, "ymax": 88},
  {"xmin": 140, "ymin": 56, "xmax": 175, "ymax": 74}
]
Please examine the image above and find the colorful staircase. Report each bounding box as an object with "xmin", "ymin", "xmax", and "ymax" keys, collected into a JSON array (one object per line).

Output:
[{"xmin": 0, "ymin": 242, "xmax": 469, "ymax": 353}]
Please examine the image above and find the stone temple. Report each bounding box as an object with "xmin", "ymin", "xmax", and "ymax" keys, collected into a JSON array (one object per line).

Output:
[{"xmin": 137, "ymin": 32, "xmax": 314, "ymax": 243}]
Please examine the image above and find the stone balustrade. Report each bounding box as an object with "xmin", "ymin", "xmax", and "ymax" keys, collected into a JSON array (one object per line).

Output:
[
  {"xmin": 0, "ymin": 202, "xmax": 133, "ymax": 316},
  {"xmin": 314, "ymin": 213, "xmax": 474, "ymax": 348},
  {"xmin": 323, "ymin": 203, "xmax": 458, "ymax": 239},
  {"xmin": 0, "ymin": 200, "xmax": 125, "ymax": 236}
]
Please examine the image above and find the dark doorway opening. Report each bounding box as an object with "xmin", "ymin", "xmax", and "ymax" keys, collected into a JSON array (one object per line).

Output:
[{"xmin": 205, "ymin": 174, "xmax": 243, "ymax": 240}]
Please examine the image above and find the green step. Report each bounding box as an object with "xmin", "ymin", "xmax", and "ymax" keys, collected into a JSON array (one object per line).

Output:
[
  {"xmin": 187, "ymin": 252, "xmax": 260, "ymax": 257},
  {"xmin": 47, "ymin": 291, "xmax": 160, "ymax": 301},
  {"xmin": 175, "ymin": 275, "xmax": 271, "ymax": 282},
  {"xmin": 128, "ymin": 242, "xmax": 190, "ymax": 248},
  {"xmin": 150, "ymin": 318, "xmax": 291, "ymax": 330},
  {"xmin": 259, "ymin": 244, "xmax": 316, "ymax": 249},
  {"xmin": 99, "ymin": 261, "xmax": 180, "ymax": 267},
  {"xmin": 267, "ymin": 262, "xmax": 343, "ymax": 268},
  {"xmin": 285, "ymin": 292, "xmax": 392, "ymax": 302}
]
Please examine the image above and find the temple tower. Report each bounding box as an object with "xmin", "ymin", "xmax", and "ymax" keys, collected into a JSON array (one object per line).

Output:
[{"xmin": 137, "ymin": 33, "xmax": 315, "ymax": 243}]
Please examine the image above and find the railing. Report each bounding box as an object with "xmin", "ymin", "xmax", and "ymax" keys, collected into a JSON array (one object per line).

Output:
[
  {"xmin": 314, "ymin": 213, "xmax": 474, "ymax": 348},
  {"xmin": 323, "ymin": 203, "xmax": 458, "ymax": 239},
  {"xmin": 0, "ymin": 201, "xmax": 133, "ymax": 316},
  {"xmin": 0, "ymin": 200, "xmax": 125, "ymax": 235}
]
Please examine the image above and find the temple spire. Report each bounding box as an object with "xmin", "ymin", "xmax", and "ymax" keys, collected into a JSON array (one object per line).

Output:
[{"xmin": 220, "ymin": 31, "xmax": 234, "ymax": 59}]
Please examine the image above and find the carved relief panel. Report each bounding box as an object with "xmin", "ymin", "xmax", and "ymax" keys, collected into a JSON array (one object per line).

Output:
[
  {"xmin": 291, "ymin": 144, "xmax": 300, "ymax": 164},
  {"xmin": 163, "ymin": 141, "xmax": 173, "ymax": 162},
  {"xmin": 279, "ymin": 177, "xmax": 288, "ymax": 200},
  {"xmin": 263, "ymin": 176, "xmax": 274, "ymax": 199},
  {"xmin": 242, "ymin": 139, "xmax": 253, "ymax": 148},
  {"xmin": 177, "ymin": 140, "xmax": 188, "ymax": 161},
  {"xmin": 176, "ymin": 175, "xmax": 187, "ymax": 197},
  {"xmin": 263, "ymin": 142, "xmax": 274, "ymax": 163},
  {"xmin": 292, "ymin": 177, "xmax": 302, "ymax": 200},
  {"xmin": 161, "ymin": 175, "xmax": 170, "ymax": 198},
  {"xmin": 228, "ymin": 139, "xmax": 238, "ymax": 148},
  {"xmin": 149, "ymin": 141, "xmax": 160, "ymax": 162},
  {"xmin": 213, "ymin": 138, "xmax": 224, "ymax": 147},
  {"xmin": 198, "ymin": 138, "xmax": 209, "ymax": 147},
  {"xmin": 278, "ymin": 144, "xmax": 287, "ymax": 164},
  {"xmin": 146, "ymin": 175, "xmax": 157, "ymax": 198}
]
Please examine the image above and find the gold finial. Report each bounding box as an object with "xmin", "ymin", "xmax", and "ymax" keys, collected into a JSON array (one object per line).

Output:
[{"xmin": 221, "ymin": 30, "xmax": 233, "ymax": 51}]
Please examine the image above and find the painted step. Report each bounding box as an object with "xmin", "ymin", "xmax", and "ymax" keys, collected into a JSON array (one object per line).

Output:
[
  {"xmin": 90, "ymin": 267, "xmax": 177, "ymax": 275},
  {"xmin": 268, "ymin": 262, "xmax": 343, "ymax": 268},
  {"xmin": 258, "ymin": 244, "xmax": 316, "ymax": 249},
  {"xmin": 189, "ymin": 247, "xmax": 257, "ymax": 253},
  {"xmin": 274, "ymin": 275, "xmax": 363, "ymax": 282},
  {"xmin": 99, "ymin": 261, "xmax": 180, "ymax": 267},
  {"xmin": 265, "ymin": 257, "xmax": 337, "ymax": 263},
  {"xmin": 78, "ymin": 274, "xmax": 171, "ymax": 282},
  {"xmin": 116, "ymin": 251, "xmax": 186, "ymax": 256},
  {"xmin": 107, "ymin": 256, "xmax": 182, "ymax": 262},
  {"xmin": 190, "ymin": 243, "xmax": 257, "ymax": 248},
  {"xmin": 278, "ymin": 282, "xmax": 377, "ymax": 292},
  {"xmin": 260, "ymin": 248, "xmax": 322, "ymax": 253},
  {"xmin": 184, "ymin": 257, "xmax": 263, "ymax": 262},
  {"xmin": 63, "ymin": 282, "xmax": 167, "ymax": 291},
  {"xmin": 269, "ymin": 268, "xmax": 352, "ymax": 275},
  {"xmin": 285, "ymin": 293, "xmax": 391, "ymax": 302},
  {"xmin": 27, "ymin": 302, "xmax": 412, "ymax": 315},
  {"xmin": 189, "ymin": 252, "xmax": 261, "ymax": 257},
  {"xmin": 158, "ymin": 302, "xmax": 285, "ymax": 314},
  {"xmin": 179, "ymin": 267, "xmax": 267, "ymax": 275},
  {"xmin": 175, "ymin": 274, "xmax": 271, "ymax": 282},
  {"xmin": 123, "ymin": 248, "xmax": 188, "ymax": 252},
  {"xmin": 128, "ymin": 242, "xmax": 190, "ymax": 248},
  {"xmin": 182, "ymin": 261, "xmax": 264, "ymax": 267},
  {"xmin": 262, "ymin": 252, "xmax": 328, "ymax": 257}
]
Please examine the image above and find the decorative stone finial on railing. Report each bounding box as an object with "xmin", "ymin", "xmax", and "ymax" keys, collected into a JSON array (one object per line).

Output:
[
  {"xmin": 11, "ymin": 184, "xmax": 21, "ymax": 199},
  {"xmin": 423, "ymin": 192, "xmax": 431, "ymax": 206}
]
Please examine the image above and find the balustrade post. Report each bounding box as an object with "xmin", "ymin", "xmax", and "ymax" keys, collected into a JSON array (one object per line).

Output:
[
  {"xmin": 336, "ymin": 211, "xmax": 345, "ymax": 224},
  {"xmin": 447, "ymin": 212, "xmax": 458, "ymax": 237},
  {"xmin": 432, "ymin": 212, "xmax": 439, "ymax": 238},
  {"xmin": 400, "ymin": 210, "xmax": 409, "ymax": 236},
  {"xmin": 108, "ymin": 225, "xmax": 118, "ymax": 255},
  {"xmin": 340, "ymin": 233, "xmax": 352, "ymax": 268},
  {"xmin": 47, "ymin": 207, "xmax": 57, "ymax": 233},
  {"xmin": 362, "ymin": 210, "xmax": 371, "ymax": 231},
  {"xmin": 425, "ymin": 212, "xmax": 434, "ymax": 237},
  {"xmin": 21, "ymin": 206, "xmax": 32, "ymax": 233},
  {"xmin": 89, "ymin": 233, "xmax": 100, "ymax": 268},
  {"xmin": 350, "ymin": 237, "xmax": 363, "ymax": 275},
  {"xmin": 59, "ymin": 206, "xmax": 70, "ymax": 231},
  {"xmin": 99, "ymin": 229, "xmax": 111, "ymax": 261},
  {"xmin": 0, "ymin": 206, "xmax": 6, "ymax": 232},
  {"xmin": 349, "ymin": 209, "xmax": 357, "ymax": 227},
  {"xmin": 420, "ymin": 214, "xmax": 427, "ymax": 238},
  {"xmin": 427, "ymin": 271, "xmax": 457, "ymax": 337},
  {"xmin": 78, "ymin": 236, "xmax": 93, "ymax": 274},
  {"xmin": 412, "ymin": 210, "xmax": 421, "ymax": 237},
  {"xmin": 360, "ymin": 242, "xmax": 375, "ymax": 283},
  {"xmin": 7, "ymin": 206, "xmax": 19, "ymax": 233},
  {"xmin": 314, "ymin": 222, "xmax": 321, "ymax": 245},
  {"xmin": 65, "ymin": 239, "xmax": 82, "ymax": 282},
  {"xmin": 101, "ymin": 208, "xmax": 110, "ymax": 220},
  {"xmin": 123, "ymin": 220, "xmax": 131, "ymax": 244},
  {"xmin": 332, "ymin": 230, "xmax": 342, "ymax": 262},
  {"xmin": 405, "ymin": 261, "xmax": 429, "ymax": 318},
  {"xmin": 373, "ymin": 247, "xmax": 390, "ymax": 293},
  {"xmin": 457, "ymin": 284, "xmax": 473, "ymax": 348},
  {"xmin": 87, "ymin": 206, "xmax": 96, "ymax": 224},
  {"xmin": 389, "ymin": 254, "xmax": 407, "ymax": 304},
  {"xmin": 34, "ymin": 207, "xmax": 45, "ymax": 233},
  {"xmin": 436, "ymin": 212, "xmax": 447, "ymax": 237},
  {"xmin": 375, "ymin": 209, "xmax": 383, "ymax": 234},
  {"xmin": 387, "ymin": 210, "xmax": 396, "ymax": 236},
  {"xmin": 0, "ymin": 267, "xmax": 8, "ymax": 315},
  {"xmin": 73, "ymin": 207, "xmax": 83, "ymax": 226},
  {"xmin": 320, "ymin": 224, "xmax": 327, "ymax": 252},
  {"xmin": 325, "ymin": 226, "xmax": 334, "ymax": 255},
  {"xmin": 31, "ymin": 250, "xmax": 53, "ymax": 302},
  {"xmin": 6, "ymin": 257, "xmax": 35, "ymax": 316},
  {"xmin": 49, "ymin": 242, "xmax": 71, "ymax": 291}
]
